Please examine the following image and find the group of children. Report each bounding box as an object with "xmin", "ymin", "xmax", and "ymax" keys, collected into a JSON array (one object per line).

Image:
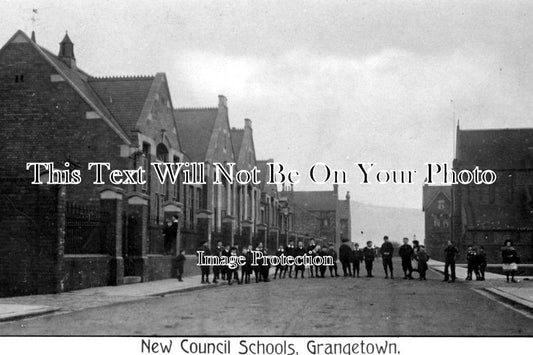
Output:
[
  {"xmin": 465, "ymin": 244, "xmax": 488, "ymax": 281},
  {"xmin": 195, "ymin": 236, "xmax": 431, "ymax": 284}
]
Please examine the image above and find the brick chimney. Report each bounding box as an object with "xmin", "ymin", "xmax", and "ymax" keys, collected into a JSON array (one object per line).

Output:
[
  {"xmin": 244, "ymin": 118, "xmax": 252, "ymax": 130},
  {"xmin": 218, "ymin": 95, "xmax": 227, "ymax": 108},
  {"xmin": 58, "ymin": 31, "xmax": 76, "ymax": 68}
]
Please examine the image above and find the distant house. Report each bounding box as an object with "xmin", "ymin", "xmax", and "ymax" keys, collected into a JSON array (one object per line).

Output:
[
  {"xmin": 230, "ymin": 120, "xmax": 261, "ymax": 247},
  {"xmin": 452, "ymin": 126, "xmax": 533, "ymax": 263},
  {"xmin": 422, "ymin": 184, "xmax": 452, "ymax": 260},
  {"xmin": 174, "ymin": 96, "xmax": 238, "ymax": 249},
  {"xmin": 256, "ymin": 159, "xmax": 281, "ymax": 251},
  {"xmin": 281, "ymin": 184, "xmax": 351, "ymax": 249}
]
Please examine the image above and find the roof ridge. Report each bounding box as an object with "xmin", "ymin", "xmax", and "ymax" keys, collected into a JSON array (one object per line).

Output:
[
  {"xmin": 88, "ymin": 75, "xmax": 155, "ymax": 81},
  {"xmin": 460, "ymin": 127, "xmax": 533, "ymax": 132},
  {"xmin": 175, "ymin": 107, "xmax": 218, "ymax": 111}
]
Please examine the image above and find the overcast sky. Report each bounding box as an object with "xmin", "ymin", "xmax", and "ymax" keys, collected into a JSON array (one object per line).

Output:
[{"xmin": 3, "ymin": 0, "xmax": 533, "ymax": 209}]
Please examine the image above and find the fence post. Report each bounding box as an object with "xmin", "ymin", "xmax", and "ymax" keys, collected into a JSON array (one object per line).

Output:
[
  {"xmin": 127, "ymin": 193, "xmax": 149, "ymax": 281},
  {"xmin": 100, "ymin": 187, "xmax": 125, "ymax": 286}
]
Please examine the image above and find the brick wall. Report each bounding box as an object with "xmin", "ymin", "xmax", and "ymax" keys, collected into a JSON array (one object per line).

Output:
[
  {"xmin": 0, "ymin": 41, "xmax": 129, "ymax": 203},
  {"xmin": 0, "ymin": 178, "xmax": 64, "ymax": 296}
]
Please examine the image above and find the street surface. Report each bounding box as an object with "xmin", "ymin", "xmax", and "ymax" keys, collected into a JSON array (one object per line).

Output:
[{"xmin": 0, "ymin": 259, "xmax": 531, "ymax": 336}]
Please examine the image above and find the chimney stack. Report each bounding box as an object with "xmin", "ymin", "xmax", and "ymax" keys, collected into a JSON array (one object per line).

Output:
[
  {"xmin": 244, "ymin": 118, "xmax": 252, "ymax": 130},
  {"xmin": 218, "ymin": 95, "xmax": 227, "ymax": 108}
]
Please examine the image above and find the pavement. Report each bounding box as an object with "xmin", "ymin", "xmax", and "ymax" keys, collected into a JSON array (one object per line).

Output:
[
  {"xmin": 1, "ymin": 260, "xmax": 532, "ymax": 324},
  {"xmin": 0, "ymin": 274, "xmax": 214, "ymax": 322},
  {"xmin": 428, "ymin": 259, "xmax": 533, "ymax": 311}
]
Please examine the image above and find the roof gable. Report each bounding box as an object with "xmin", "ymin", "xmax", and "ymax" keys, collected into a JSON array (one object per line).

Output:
[
  {"xmin": 422, "ymin": 185, "xmax": 451, "ymax": 211},
  {"xmin": 174, "ymin": 108, "xmax": 218, "ymax": 162},
  {"xmin": 232, "ymin": 119, "xmax": 256, "ymax": 170},
  {"xmin": 89, "ymin": 76, "xmax": 154, "ymax": 141},
  {"xmin": 257, "ymin": 159, "xmax": 279, "ymax": 195},
  {"xmin": 0, "ymin": 30, "xmax": 132, "ymax": 145}
]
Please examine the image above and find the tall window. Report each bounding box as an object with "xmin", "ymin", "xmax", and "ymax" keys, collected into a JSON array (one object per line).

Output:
[
  {"xmin": 156, "ymin": 144, "xmax": 169, "ymax": 201},
  {"xmin": 437, "ymin": 200, "xmax": 445, "ymax": 210}
]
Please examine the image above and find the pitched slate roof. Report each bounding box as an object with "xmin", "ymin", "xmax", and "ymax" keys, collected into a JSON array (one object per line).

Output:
[
  {"xmin": 174, "ymin": 108, "xmax": 218, "ymax": 162},
  {"xmin": 456, "ymin": 128, "xmax": 533, "ymax": 170},
  {"xmin": 230, "ymin": 128, "xmax": 244, "ymax": 158},
  {"xmin": 1, "ymin": 30, "xmax": 132, "ymax": 144},
  {"xmin": 289, "ymin": 190, "xmax": 337, "ymax": 211},
  {"xmin": 88, "ymin": 76, "xmax": 154, "ymax": 141},
  {"xmin": 257, "ymin": 159, "xmax": 278, "ymax": 196},
  {"xmin": 422, "ymin": 185, "xmax": 451, "ymax": 211}
]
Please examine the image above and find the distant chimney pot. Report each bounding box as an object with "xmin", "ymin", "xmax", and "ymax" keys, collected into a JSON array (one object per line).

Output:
[
  {"xmin": 218, "ymin": 95, "xmax": 227, "ymax": 108},
  {"xmin": 244, "ymin": 118, "xmax": 252, "ymax": 129}
]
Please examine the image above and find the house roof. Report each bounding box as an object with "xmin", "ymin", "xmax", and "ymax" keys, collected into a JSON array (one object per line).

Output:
[
  {"xmin": 174, "ymin": 108, "xmax": 218, "ymax": 162},
  {"xmin": 422, "ymin": 185, "xmax": 451, "ymax": 211},
  {"xmin": 88, "ymin": 76, "xmax": 154, "ymax": 141},
  {"xmin": 288, "ymin": 190, "xmax": 337, "ymax": 211},
  {"xmin": 0, "ymin": 30, "xmax": 132, "ymax": 145},
  {"xmin": 456, "ymin": 128, "xmax": 533, "ymax": 170},
  {"xmin": 230, "ymin": 128, "xmax": 244, "ymax": 158},
  {"xmin": 257, "ymin": 159, "xmax": 278, "ymax": 196}
]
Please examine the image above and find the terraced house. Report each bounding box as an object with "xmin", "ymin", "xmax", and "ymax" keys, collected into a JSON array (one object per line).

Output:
[
  {"xmin": 0, "ymin": 30, "xmax": 186, "ymax": 295},
  {"xmin": 0, "ymin": 30, "xmax": 353, "ymax": 296}
]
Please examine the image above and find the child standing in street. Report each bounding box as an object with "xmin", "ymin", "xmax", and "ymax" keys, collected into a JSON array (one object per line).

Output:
[
  {"xmin": 363, "ymin": 241, "xmax": 375, "ymax": 277},
  {"xmin": 417, "ymin": 246, "xmax": 429, "ymax": 281},
  {"xmin": 176, "ymin": 249, "xmax": 186, "ymax": 282}
]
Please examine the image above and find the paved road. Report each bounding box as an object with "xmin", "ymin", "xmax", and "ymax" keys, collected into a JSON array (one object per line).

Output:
[{"xmin": 0, "ymin": 260, "xmax": 531, "ymax": 335}]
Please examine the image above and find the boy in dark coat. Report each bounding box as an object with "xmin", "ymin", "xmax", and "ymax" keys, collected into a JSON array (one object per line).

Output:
[
  {"xmin": 294, "ymin": 241, "xmax": 306, "ymax": 279},
  {"xmin": 443, "ymin": 240, "xmax": 459, "ymax": 283},
  {"xmin": 212, "ymin": 240, "xmax": 224, "ymax": 283},
  {"xmin": 242, "ymin": 247, "xmax": 253, "ymax": 284},
  {"xmin": 380, "ymin": 236, "xmax": 394, "ymax": 279},
  {"xmin": 274, "ymin": 245, "xmax": 286, "ymax": 279},
  {"xmin": 339, "ymin": 242, "xmax": 352, "ymax": 277},
  {"xmin": 227, "ymin": 247, "xmax": 240, "ymax": 285},
  {"xmin": 285, "ymin": 240, "xmax": 295, "ymax": 278},
  {"xmin": 222, "ymin": 244, "xmax": 231, "ymax": 283},
  {"xmin": 199, "ymin": 241, "xmax": 211, "ymax": 284},
  {"xmin": 317, "ymin": 246, "xmax": 327, "ymax": 277},
  {"xmin": 261, "ymin": 248, "xmax": 271, "ymax": 282},
  {"xmin": 398, "ymin": 237, "xmax": 414, "ymax": 279},
  {"xmin": 417, "ymin": 245, "xmax": 429, "ymax": 280},
  {"xmin": 351, "ymin": 243, "xmax": 363, "ymax": 277},
  {"xmin": 253, "ymin": 244, "xmax": 264, "ymax": 282},
  {"xmin": 176, "ymin": 249, "xmax": 186, "ymax": 282},
  {"xmin": 363, "ymin": 241, "xmax": 375, "ymax": 277},
  {"xmin": 466, "ymin": 245, "xmax": 480, "ymax": 281},
  {"xmin": 328, "ymin": 244, "xmax": 340, "ymax": 277}
]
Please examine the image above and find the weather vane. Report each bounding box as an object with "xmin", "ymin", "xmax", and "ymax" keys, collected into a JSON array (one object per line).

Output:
[{"xmin": 31, "ymin": 8, "xmax": 38, "ymax": 31}]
